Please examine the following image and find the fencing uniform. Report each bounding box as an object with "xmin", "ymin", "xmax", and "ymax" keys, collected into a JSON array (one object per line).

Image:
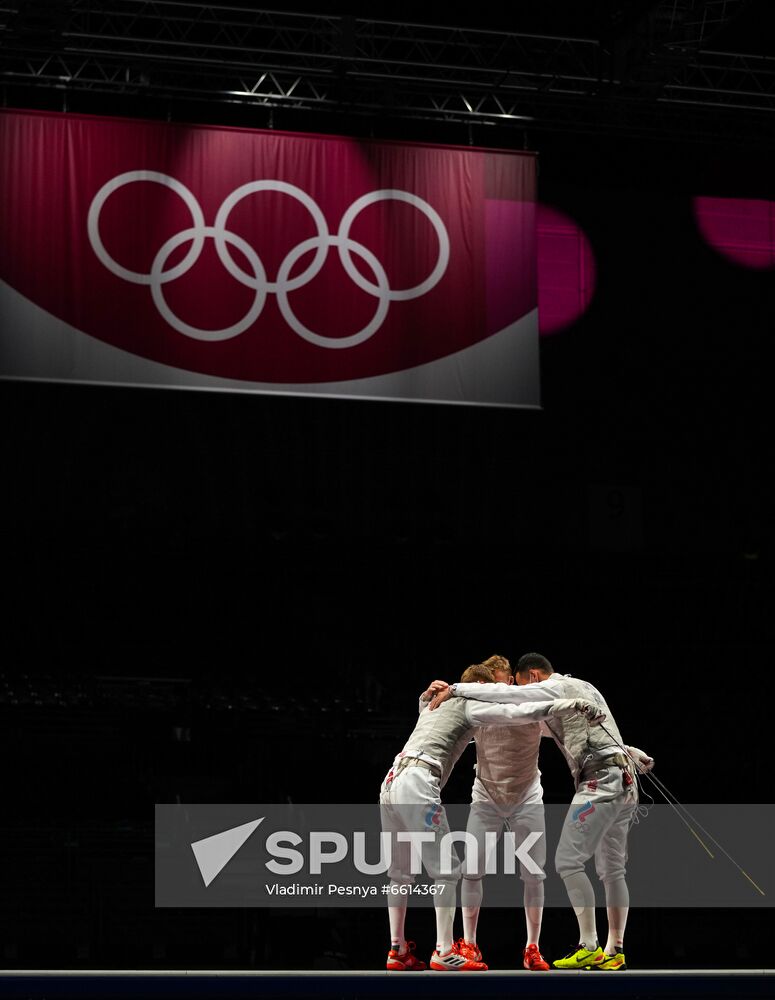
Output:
[
  {"xmin": 380, "ymin": 697, "xmax": 560, "ymax": 892},
  {"xmin": 379, "ymin": 694, "xmax": 583, "ymax": 968},
  {"xmin": 468, "ymin": 718, "xmax": 545, "ymax": 871},
  {"xmin": 464, "ymin": 717, "xmax": 547, "ymax": 956},
  {"xmin": 450, "ymin": 674, "xmax": 645, "ymax": 962},
  {"xmin": 533, "ymin": 675, "xmax": 637, "ymax": 893}
]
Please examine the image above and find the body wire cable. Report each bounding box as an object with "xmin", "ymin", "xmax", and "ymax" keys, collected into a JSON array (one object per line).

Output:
[{"xmin": 597, "ymin": 722, "xmax": 765, "ymax": 897}]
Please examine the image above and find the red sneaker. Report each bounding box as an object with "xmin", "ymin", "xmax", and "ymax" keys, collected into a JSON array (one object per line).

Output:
[
  {"xmin": 456, "ymin": 937, "xmax": 484, "ymax": 963},
  {"xmin": 523, "ymin": 943, "xmax": 551, "ymax": 971},
  {"xmin": 386, "ymin": 940, "xmax": 426, "ymax": 971},
  {"xmin": 430, "ymin": 942, "xmax": 488, "ymax": 970}
]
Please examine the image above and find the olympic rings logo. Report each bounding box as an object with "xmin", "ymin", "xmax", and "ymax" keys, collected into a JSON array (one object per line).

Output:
[{"xmin": 87, "ymin": 171, "xmax": 450, "ymax": 348}]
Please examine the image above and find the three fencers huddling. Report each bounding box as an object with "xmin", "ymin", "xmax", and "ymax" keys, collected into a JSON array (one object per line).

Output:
[{"xmin": 380, "ymin": 652, "xmax": 653, "ymax": 972}]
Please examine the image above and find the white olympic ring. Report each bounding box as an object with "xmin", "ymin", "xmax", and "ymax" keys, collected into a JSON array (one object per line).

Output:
[
  {"xmin": 87, "ymin": 172, "xmax": 450, "ymax": 347},
  {"xmin": 151, "ymin": 226, "xmax": 267, "ymax": 342}
]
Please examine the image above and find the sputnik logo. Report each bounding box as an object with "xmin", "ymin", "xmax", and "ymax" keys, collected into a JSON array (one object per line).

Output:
[
  {"xmin": 191, "ymin": 818, "xmax": 264, "ymax": 887},
  {"xmin": 190, "ymin": 818, "xmax": 546, "ymax": 885}
]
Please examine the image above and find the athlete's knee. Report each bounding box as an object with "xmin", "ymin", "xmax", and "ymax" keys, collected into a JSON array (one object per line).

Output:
[
  {"xmin": 388, "ymin": 872, "xmax": 415, "ymax": 887},
  {"xmin": 522, "ymin": 877, "xmax": 545, "ymax": 909},
  {"xmin": 520, "ymin": 865, "xmax": 547, "ymax": 885},
  {"xmin": 555, "ymin": 847, "xmax": 585, "ymax": 881},
  {"xmin": 596, "ymin": 860, "xmax": 627, "ymax": 884},
  {"xmin": 557, "ymin": 862, "xmax": 586, "ymax": 882},
  {"xmin": 519, "ymin": 830, "xmax": 547, "ymax": 882}
]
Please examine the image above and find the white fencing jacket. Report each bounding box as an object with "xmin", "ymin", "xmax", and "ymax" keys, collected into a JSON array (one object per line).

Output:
[{"xmin": 451, "ymin": 674, "xmax": 629, "ymax": 788}]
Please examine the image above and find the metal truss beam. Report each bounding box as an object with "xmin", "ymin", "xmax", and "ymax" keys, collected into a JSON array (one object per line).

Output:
[{"xmin": 1, "ymin": 2, "xmax": 772, "ymax": 143}]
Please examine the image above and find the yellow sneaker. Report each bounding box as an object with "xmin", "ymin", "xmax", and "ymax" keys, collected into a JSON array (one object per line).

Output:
[
  {"xmin": 552, "ymin": 945, "xmax": 606, "ymax": 969},
  {"xmin": 598, "ymin": 951, "xmax": 627, "ymax": 970}
]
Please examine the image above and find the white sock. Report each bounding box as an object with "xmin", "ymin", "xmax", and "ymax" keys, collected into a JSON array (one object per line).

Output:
[
  {"xmin": 604, "ymin": 877, "xmax": 629, "ymax": 954},
  {"xmin": 461, "ymin": 877, "xmax": 483, "ymax": 943},
  {"xmin": 462, "ymin": 907, "xmax": 479, "ymax": 944},
  {"xmin": 388, "ymin": 885, "xmax": 407, "ymax": 952},
  {"xmin": 562, "ymin": 871, "xmax": 598, "ymax": 950},
  {"xmin": 434, "ymin": 904, "xmax": 455, "ymax": 955},
  {"xmin": 524, "ymin": 879, "xmax": 544, "ymax": 946}
]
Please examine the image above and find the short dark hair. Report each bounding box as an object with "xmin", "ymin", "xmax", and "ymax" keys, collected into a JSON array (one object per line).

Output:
[{"xmin": 516, "ymin": 652, "xmax": 553, "ymax": 677}]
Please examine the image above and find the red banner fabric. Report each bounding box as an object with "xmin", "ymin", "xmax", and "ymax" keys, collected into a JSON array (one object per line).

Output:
[{"xmin": 0, "ymin": 110, "xmax": 539, "ymax": 406}]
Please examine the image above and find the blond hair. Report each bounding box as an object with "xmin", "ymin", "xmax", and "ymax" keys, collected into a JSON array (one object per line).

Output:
[
  {"xmin": 480, "ymin": 654, "xmax": 511, "ymax": 675},
  {"xmin": 460, "ymin": 663, "xmax": 496, "ymax": 683}
]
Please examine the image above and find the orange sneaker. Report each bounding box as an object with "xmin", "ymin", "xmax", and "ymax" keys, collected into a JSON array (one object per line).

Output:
[
  {"xmin": 386, "ymin": 940, "xmax": 426, "ymax": 971},
  {"xmin": 456, "ymin": 937, "xmax": 484, "ymax": 963},
  {"xmin": 523, "ymin": 943, "xmax": 551, "ymax": 971},
  {"xmin": 430, "ymin": 943, "xmax": 488, "ymax": 970}
]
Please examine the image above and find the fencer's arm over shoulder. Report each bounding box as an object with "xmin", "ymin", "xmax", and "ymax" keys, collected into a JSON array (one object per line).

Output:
[
  {"xmin": 452, "ymin": 680, "xmax": 562, "ymax": 704},
  {"xmin": 466, "ymin": 699, "xmax": 560, "ymax": 727},
  {"xmin": 420, "ymin": 680, "xmax": 450, "ymax": 712}
]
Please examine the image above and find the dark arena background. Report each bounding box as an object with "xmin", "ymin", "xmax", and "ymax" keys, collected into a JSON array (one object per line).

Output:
[{"xmin": 1, "ymin": 2, "xmax": 774, "ymax": 998}]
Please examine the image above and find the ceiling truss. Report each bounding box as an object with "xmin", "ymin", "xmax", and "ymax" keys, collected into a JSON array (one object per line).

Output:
[{"xmin": 1, "ymin": 2, "xmax": 772, "ymax": 142}]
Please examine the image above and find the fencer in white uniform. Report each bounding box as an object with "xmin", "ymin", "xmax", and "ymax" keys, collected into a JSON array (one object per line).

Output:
[
  {"xmin": 434, "ymin": 652, "xmax": 653, "ymax": 971},
  {"xmin": 380, "ymin": 665, "xmax": 603, "ymax": 972},
  {"xmin": 420, "ymin": 656, "xmax": 550, "ymax": 971}
]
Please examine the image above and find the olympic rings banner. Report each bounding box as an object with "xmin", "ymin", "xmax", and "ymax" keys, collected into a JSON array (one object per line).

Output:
[{"xmin": 0, "ymin": 109, "xmax": 539, "ymax": 406}]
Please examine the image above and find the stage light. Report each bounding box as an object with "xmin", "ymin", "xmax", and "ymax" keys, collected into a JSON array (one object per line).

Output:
[
  {"xmin": 537, "ymin": 204, "xmax": 596, "ymax": 335},
  {"xmin": 694, "ymin": 196, "xmax": 775, "ymax": 270}
]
